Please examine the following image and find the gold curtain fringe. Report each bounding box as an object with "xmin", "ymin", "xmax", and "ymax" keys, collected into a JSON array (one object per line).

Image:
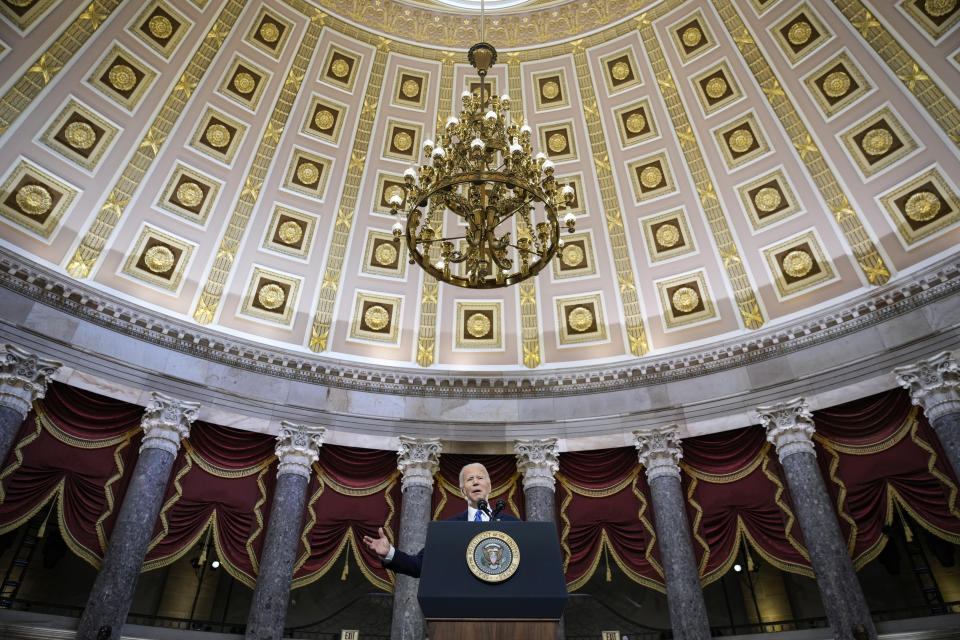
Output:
[
  {"xmin": 681, "ymin": 446, "xmax": 766, "ymax": 484},
  {"xmin": 910, "ymin": 418, "xmax": 960, "ymax": 522},
  {"xmin": 556, "ymin": 468, "xmax": 638, "ymax": 497},
  {"xmin": 34, "ymin": 403, "xmax": 140, "ymax": 450},
  {"xmin": 813, "ymin": 408, "xmax": 917, "ymax": 455},
  {"xmin": 245, "ymin": 466, "xmax": 271, "ymax": 575},
  {"xmin": 632, "ymin": 474, "xmax": 663, "ymax": 578},
  {"xmin": 761, "ymin": 445, "xmax": 810, "ymax": 563},
  {"xmin": 145, "ymin": 454, "xmax": 193, "ymax": 556},
  {"xmin": 94, "ymin": 435, "xmax": 134, "ymax": 554},
  {"xmin": 324, "ymin": 471, "xmax": 397, "ymax": 497},
  {"xmin": 292, "ymin": 474, "xmax": 326, "ymax": 575},
  {"xmin": 685, "ymin": 475, "xmax": 711, "ymax": 576},
  {"xmin": 183, "ymin": 441, "xmax": 274, "ymax": 479}
]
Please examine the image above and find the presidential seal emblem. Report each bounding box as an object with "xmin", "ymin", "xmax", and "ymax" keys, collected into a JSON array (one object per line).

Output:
[{"xmin": 466, "ymin": 530, "xmax": 519, "ymax": 583}]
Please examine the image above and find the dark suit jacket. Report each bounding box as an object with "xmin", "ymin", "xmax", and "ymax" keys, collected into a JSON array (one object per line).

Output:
[{"xmin": 386, "ymin": 510, "xmax": 521, "ymax": 578}]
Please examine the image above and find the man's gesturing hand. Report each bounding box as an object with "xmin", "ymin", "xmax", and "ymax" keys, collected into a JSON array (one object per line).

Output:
[{"xmin": 362, "ymin": 527, "xmax": 391, "ymax": 558}]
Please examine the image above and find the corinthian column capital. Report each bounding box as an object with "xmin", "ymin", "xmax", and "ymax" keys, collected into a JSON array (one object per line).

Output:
[
  {"xmin": 895, "ymin": 352, "xmax": 960, "ymax": 422},
  {"xmin": 397, "ymin": 436, "xmax": 441, "ymax": 491},
  {"xmin": 756, "ymin": 398, "xmax": 816, "ymax": 462},
  {"xmin": 0, "ymin": 344, "xmax": 61, "ymax": 418},
  {"xmin": 140, "ymin": 392, "xmax": 200, "ymax": 456},
  {"xmin": 275, "ymin": 421, "xmax": 325, "ymax": 479},
  {"xmin": 514, "ymin": 438, "xmax": 559, "ymax": 491},
  {"xmin": 634, "ymin": 425, "xmax": 683, "ymax": 481}
]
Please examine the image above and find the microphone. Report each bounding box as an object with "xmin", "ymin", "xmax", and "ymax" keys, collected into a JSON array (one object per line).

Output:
[
  {"xmin": 491, "ymin": 499, "xmax": 506, "ymax": 520},
  {"xmin": 476, "ymin": 499, "xmax": 491, "ymax": 516}
]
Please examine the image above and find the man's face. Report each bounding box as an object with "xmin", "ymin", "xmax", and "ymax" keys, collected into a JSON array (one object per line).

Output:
[{"xmin": 460, "ymin": 464, "xmax": 492, "ymax": 508}]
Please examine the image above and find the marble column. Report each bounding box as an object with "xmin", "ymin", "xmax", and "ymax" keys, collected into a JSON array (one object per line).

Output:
[
  {"xmin": 634, "ymin": 426, "xmax": 711, "ymax": 640},
  {"xmin": 246, "ymin": 421, "xmax": 325, "ymax": 640},
  {"xmin": 391, "ymin": 436, "xmax": 441, "ymax": 640},
  {"xmin": 0, "ymin": 344, "xmax": 60, "ymax": 464},
  {"xmin": 77, "ymin": 392, "xmax": 199, "ymax": 640},
  {"xmin": 514, "ymin": 438, "xmax": 559, "ymax": 522},
  {"xmin": 895, "ymin": 352, "xmax": 960, "ymax": 480},
  {"xmin": 756, "ymin": 399, "xmax": 876, "ymax": 640}
]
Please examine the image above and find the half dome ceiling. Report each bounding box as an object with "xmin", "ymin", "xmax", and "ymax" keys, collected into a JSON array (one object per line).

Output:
[{"xmin": 0, "ymin": 0, "xmax": 958, "ymax": 377}]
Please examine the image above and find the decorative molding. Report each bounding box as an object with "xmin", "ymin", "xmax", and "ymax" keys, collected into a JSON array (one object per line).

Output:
[
  {"xmin": 570, "ymin": 40, "xmax": 648, "ymax": 355},
  {"xmin": 275, "ymin": 420, "xmax": 325, "ymax": 479},
  {"xmin": 756, "ymin": 398, "xmax": 816, "ymax": 462},
  {"xmin": 895, "ymin": 352, "xmax": 960, "ymax": 423},
  {"xmin": 66, "ymin": 0, "xmax": 244, "ymax": 280},
  {"xmin": 1, "ymin": 249, "xmax": 958, "ymax": 399},
  {"xmin": 514, "ymin": 438, "xmax": 559, "ymax": 492},
  {"xmin": 140, "ymin": 391, "xmax": 199, "ymax": 456},
  {"xmin": 637, "ymin": 15, "xmax": 765, "ymax": 331},
  {"xmin": 397, "ymin": 436, "xmax": 441, "ymax": 491},
  {"xmin": 634, "ymin": 425, "xmax": 682, "ymax": 482},
  {"xmin": 0, "ymin": 344, "xmax": 61, "ymax": 418}
]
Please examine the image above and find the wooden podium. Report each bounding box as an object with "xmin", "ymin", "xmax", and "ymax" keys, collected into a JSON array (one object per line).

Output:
[{"xmin": 417, "ymin": 522, "xmax": 566, "ymax": 640}]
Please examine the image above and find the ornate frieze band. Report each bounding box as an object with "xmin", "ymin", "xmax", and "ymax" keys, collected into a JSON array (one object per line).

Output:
[
  {"xmin": 397, "ymin": 436, "xmax": 441, "ymax": 491},
  {"xmin": 636, "ymin": 14, "xmax": 765, "ymax": 330},
  {"xmin": 140, "ymin": 391, "xmax": 200, "ymax": 456},
  {"xmin": 0, "ymin": 344, "xmax": 61, "ymax": 418},
  {"xmin": 515, "ymin": 438, "xmax": 560, "ymax": 491},
  {"xmin": 1, "ymin": 248, "xmax": 958, "ymax": 398},
  {"xmin": 832, "ymin": 0, "xmax": 960, "ymax": 150},
  {"xmin": 308, "ymin": 44, "xmax": 391, "ymax": 351},
  {"xmin": 275, "ymin": 421, "xmax": 325, "ymax": 479},
  {"xmin": 0, "ymin": 2, "xmax": 120, "ymax": 138},
  {"xmin": 712, "ymin": 0, "xmax": 891, "ymax": 286},
  {"xmin": 756, "ymin": 398, "xmax": 816, "ymax": 462},
  {"xmin": 895, "ymin": 352, "xmax": 960, "ymax": 423},
  {"xmin": 635, "ymin": 425, "xmax": 683, "ymax": 481},
  {"xmin": 570, "ymin": 41, "xmax": 649, "ymax": 355},
  {"xmin": 66, "ymin": 1, "xmax": 244, "ymax": 279}
]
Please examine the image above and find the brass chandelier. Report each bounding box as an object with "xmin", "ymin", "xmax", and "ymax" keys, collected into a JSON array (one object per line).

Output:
[{"xmin": 388, "ymin": 11, "xmax": 576, "ymax": 288}]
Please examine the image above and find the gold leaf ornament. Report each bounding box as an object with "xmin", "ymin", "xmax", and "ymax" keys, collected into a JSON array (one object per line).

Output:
[
  {"xmin": 705, "ymin": 76, "xmax": 728, "ymax": 99},
  {"xmin": 754, "ymin": 187, "xmax": 782, "ymax": 212},
  {"xmin": 364, "ymin": 305, "xmax": 390, "ymax": 330},
  {"xmin": 466, "ymin": 312, "xmax": 491, "ymax": 338},
  {"xmin": 682, "ymin": 27, "xmax": 702, "ymax": 47},
  {"xmin": 626, "ymin": 112, "xmax": 647, "ymax": 133},
  {"xmin": 375, "ymin": 242, "xmax": 398, "ymax": 265},
  {"xmin": 401, "ymin": 78, "xmax": 420, "ymax": 97},
  {"xmin": 393, "ymin": 131, "xmax": 412, "ymax": 151},
  {"xmin": 541, "ymin": 81, "xmax": 560, "ymax": 100},
  {"xmin": 822, "ymin": 71, "xmax": 851, "ymax": 98},
  {"xmin": 204, "ymin": 123, "xmax": 231, "ymax": 148},
  {"xmin": 640, "ymin": 166, "xmax": 662, "ymax": 189},
  {"xmin": 728, "ymin": 128, "xmax": 754, "ymax": 153},
  {"xmin": 861, "ymin": 128, "xmax": 893, "ymax": 156},
  {"xmin": 233, "ymin": 72, "xmax": 256, "ymax": 94},
  {"xmin": 548, "ymin": 133, "xmax": 567, "ymax": 153},
  {"xmin": 782, "ymin": 250, "xmax": 813, "ymax": 278},
  {"xmin": 655, "ymin": 223, "xmax": 680, "ymax": 248},
  {"xmin": 258, "ymin": 284, "xmax": 286, "ymax": 310},
  {"xmin": 259, "ymin": 22, "xmax": 280, "ymax": 43},
  {"xmin": 904, "ymin": 191, "xmax": 941, "ymax": 222},
  {"xmin": 330, "ymin": 58, "xmax": 350, "ymax": 78},
  {"xmin": 108, "ymin": 64, "xmax": 137, "ymax": 91},
  {"xmin": 148, "ymin": 15, "xmax": 173, "ymax": 39},
  {"xmin": 314, "ymin": 109, "xmax": 335, "ymax": 130},
  {"xmin": 144, "ymin": 245, "xmax": 175, "ymax": 273},
  {"xmin": 567, "ymin": 306, "xmax": 594, "ymax": 332},
  {"xmin": 611, "ymin": 61, "xmax": 630, "ymax": 80},
  {"xmin": 15, "ymin": 184, "xmax": 53, "ymax": 216},
  {"xmin": 561, "ymin": 244, "xmax": 584, "ymax": 267},
  {"xmin": 64, "ymin": 122, "xmax": 96, "ymax": 149},
  {"xmin": 296, "ymin": 162, "xmax": 320, "ymax": 185},
  {"xmin": 278, "ymin": 221, "xmax": 303, "ymax": 245},
  {"xmin": 671, "ymin": 287, "xmax": 700, "ymax": 313},
  {"xmin": 787, "ymin": 20, "xmax": 812, "ymax": 45},
  {"xmin": 176, "ymin": 182, "xmax": 204, "ymax": 207}
]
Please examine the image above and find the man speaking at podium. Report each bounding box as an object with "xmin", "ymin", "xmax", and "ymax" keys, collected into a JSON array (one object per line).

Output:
[{"xmin": 362, "ymin": 462, "xmax": 520, "ymax": 577}]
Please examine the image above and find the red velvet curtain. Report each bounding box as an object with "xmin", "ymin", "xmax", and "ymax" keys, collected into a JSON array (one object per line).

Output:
[
  {"xmin": 0, "ymin": 382, "xmax": 143, "ymax": 566},
  {"xmin": 680, "ymin": 426, "xmax": 811, "ymax": 585},
  {"xmin": 4, "ymin": 383, "xmax": 960, "ymax": 595},
  {"xmin": 557, "ymin": 447, "xmax": 662, "ymax": 591},
  {"xmin": 813, "ymin": 388, "xmax": 960, "ymax": 568}
]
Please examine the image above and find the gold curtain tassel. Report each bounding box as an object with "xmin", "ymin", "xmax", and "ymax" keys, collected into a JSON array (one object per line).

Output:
[
  {"xmin": 340, "ymin": 548, "xmax": 350, "ymax": 581},
  {"xmin": 36, "ymin": 504, "xmax": 53, "ymax": 539},
  {"xmin": 604, "ymin": 544, "xmax": 612, "ymax": 582},
  {"xmin": 896, "ymin": 503, "xmax": 915, "ymax": 543}
]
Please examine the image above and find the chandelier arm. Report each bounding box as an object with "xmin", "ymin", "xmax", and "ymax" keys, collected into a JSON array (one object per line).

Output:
[{"xmin": 490, "ymin": 195, "xmax": 535, "ymax": 231}]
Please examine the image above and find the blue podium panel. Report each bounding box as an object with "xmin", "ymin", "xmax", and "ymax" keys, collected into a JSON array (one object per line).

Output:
[{"xmin": 417, "ymin": 521, "xmax": 567, "ymax": 620}]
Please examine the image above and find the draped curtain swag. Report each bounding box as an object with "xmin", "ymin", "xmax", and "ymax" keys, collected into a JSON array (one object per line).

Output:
[{"xmin": 1, "ymin": 384, "xmax": 958, "ymax": 592}]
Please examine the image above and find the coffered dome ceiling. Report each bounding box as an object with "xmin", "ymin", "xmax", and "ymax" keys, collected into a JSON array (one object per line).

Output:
[{"xmin": 1, "ymin": 0, "xmax": 959, "ymax": 378}]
